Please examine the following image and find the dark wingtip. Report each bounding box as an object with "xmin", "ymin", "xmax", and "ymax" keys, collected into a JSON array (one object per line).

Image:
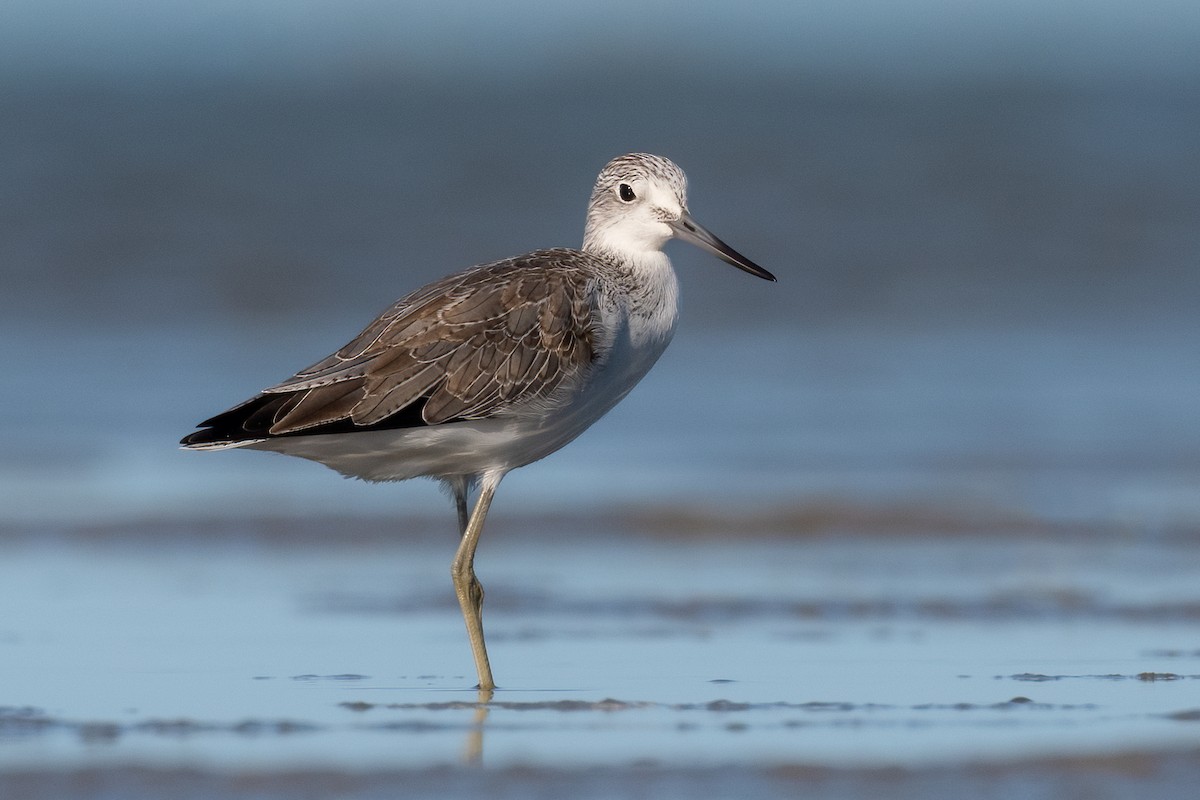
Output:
[
  {"xmin": 180, "ymin": 429, "xmax": 217, "ymax": 447},
  {"xmin": 179, "ymin": 394, "xmax": 274, "ymax": 448},
  {"xmin": 181, "ymin": 390, "xmax": 438, "ymax": 449}
]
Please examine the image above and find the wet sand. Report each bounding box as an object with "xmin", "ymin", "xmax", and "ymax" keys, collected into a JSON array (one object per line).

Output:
[
  {"xmin": 4, "ymin": 749, "xmax": 1200, "ymax": 800},
  {"xmin": 3, "ymin": 517, "xmax": 1199, "ymax": 798}
]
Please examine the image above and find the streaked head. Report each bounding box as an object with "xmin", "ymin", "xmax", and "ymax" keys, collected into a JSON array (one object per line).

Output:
[{"xmin": 583, "ymin": 153, "xmax": 775, "ymax": 281}]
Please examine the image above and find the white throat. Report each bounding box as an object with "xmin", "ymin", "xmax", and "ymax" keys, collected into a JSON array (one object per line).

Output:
[{"xmin": 583, "ymin": 222, "xmax": 671, "ymax": 264}]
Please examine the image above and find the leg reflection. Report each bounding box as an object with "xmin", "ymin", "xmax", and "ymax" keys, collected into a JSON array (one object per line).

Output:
[{"xmin": 462, "ymin": 686, "xmax": 493, "ymax": 764}]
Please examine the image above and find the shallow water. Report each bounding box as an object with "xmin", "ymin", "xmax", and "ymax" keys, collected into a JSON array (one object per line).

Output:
[
  {"xmin": 5, "ymin": 320, "xmax": 1199, "ymax": 534},
  {"xmin": 3, "ymin": 527, "xmax": 1199, "ymax": 785}
]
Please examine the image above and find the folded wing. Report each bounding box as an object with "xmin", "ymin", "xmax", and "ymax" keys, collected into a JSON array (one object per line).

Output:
[{"xmin": 181, "ymin": 249, "xmax": 598, "ymax": 447}]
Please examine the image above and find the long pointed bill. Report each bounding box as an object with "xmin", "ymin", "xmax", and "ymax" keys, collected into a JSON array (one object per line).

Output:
[{"xmin": 669, "ymin": 209, "xmax": 776, "ymax": 281}]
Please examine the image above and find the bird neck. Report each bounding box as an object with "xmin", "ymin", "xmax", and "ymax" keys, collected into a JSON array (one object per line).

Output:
[
  {"xmin": 582, "ymin": 216, "xmax": 672, "ymax": 263},
  {"xmin": 590, "ymin": 247, "xmax": 680, "ymax": 350}
]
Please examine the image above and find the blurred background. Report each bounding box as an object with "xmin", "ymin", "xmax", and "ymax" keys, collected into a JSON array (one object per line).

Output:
[{"xmin": 1, "ymin": 0, "xmax": 1197, "ymax": 534}]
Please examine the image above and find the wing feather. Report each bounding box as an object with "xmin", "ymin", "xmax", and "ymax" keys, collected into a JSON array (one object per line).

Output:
[
  {"xmin": 267, "ymin": 251, "xmax": 598, "ymax": 436},
  {"xmin": 183, "ymin": 249, "xmax": 603, "ymax": 446},
  {"xmin": 271, "ymin": 380, "xmax": 364, "ymax": 434},
  {"xmin": 352, "ymin": 363, "xmax": 444, "ymax": 425}
]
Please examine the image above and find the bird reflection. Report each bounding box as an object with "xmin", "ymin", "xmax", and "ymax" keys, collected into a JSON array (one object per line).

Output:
[{"xmin": 462, "ymin": 687, "xmax": 493, "ymax": 764}]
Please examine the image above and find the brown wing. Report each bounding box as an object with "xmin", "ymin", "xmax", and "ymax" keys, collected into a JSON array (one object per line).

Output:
[{"xmin": 237, "ymin": 249, "xmax": 597, "ymax": 438}]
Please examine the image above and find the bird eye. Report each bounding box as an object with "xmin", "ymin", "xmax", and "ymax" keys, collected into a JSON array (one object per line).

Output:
[{"xmin": 618, "ymin": 183, "xmax": 636, "ymax": 202}]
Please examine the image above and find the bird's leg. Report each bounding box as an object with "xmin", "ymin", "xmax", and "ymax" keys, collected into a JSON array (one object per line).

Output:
[
  {"xmin": 452, "ymin": 480, "xmax": 471, "ymax": 537},
  {"xmin": 451, "ymin": 477, "xmax": 499, "ymax": 691}
]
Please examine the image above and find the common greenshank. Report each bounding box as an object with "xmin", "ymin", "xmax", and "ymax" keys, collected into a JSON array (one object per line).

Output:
[{"xmin": 182, "ymin": 153, "xmax": 775, "ymax": 691}]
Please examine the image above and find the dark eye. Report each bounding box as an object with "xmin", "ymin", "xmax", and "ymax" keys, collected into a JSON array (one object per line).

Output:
[{"xmin": 618, "ymin": 183, "xmax": 636, "ymax": 202}]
